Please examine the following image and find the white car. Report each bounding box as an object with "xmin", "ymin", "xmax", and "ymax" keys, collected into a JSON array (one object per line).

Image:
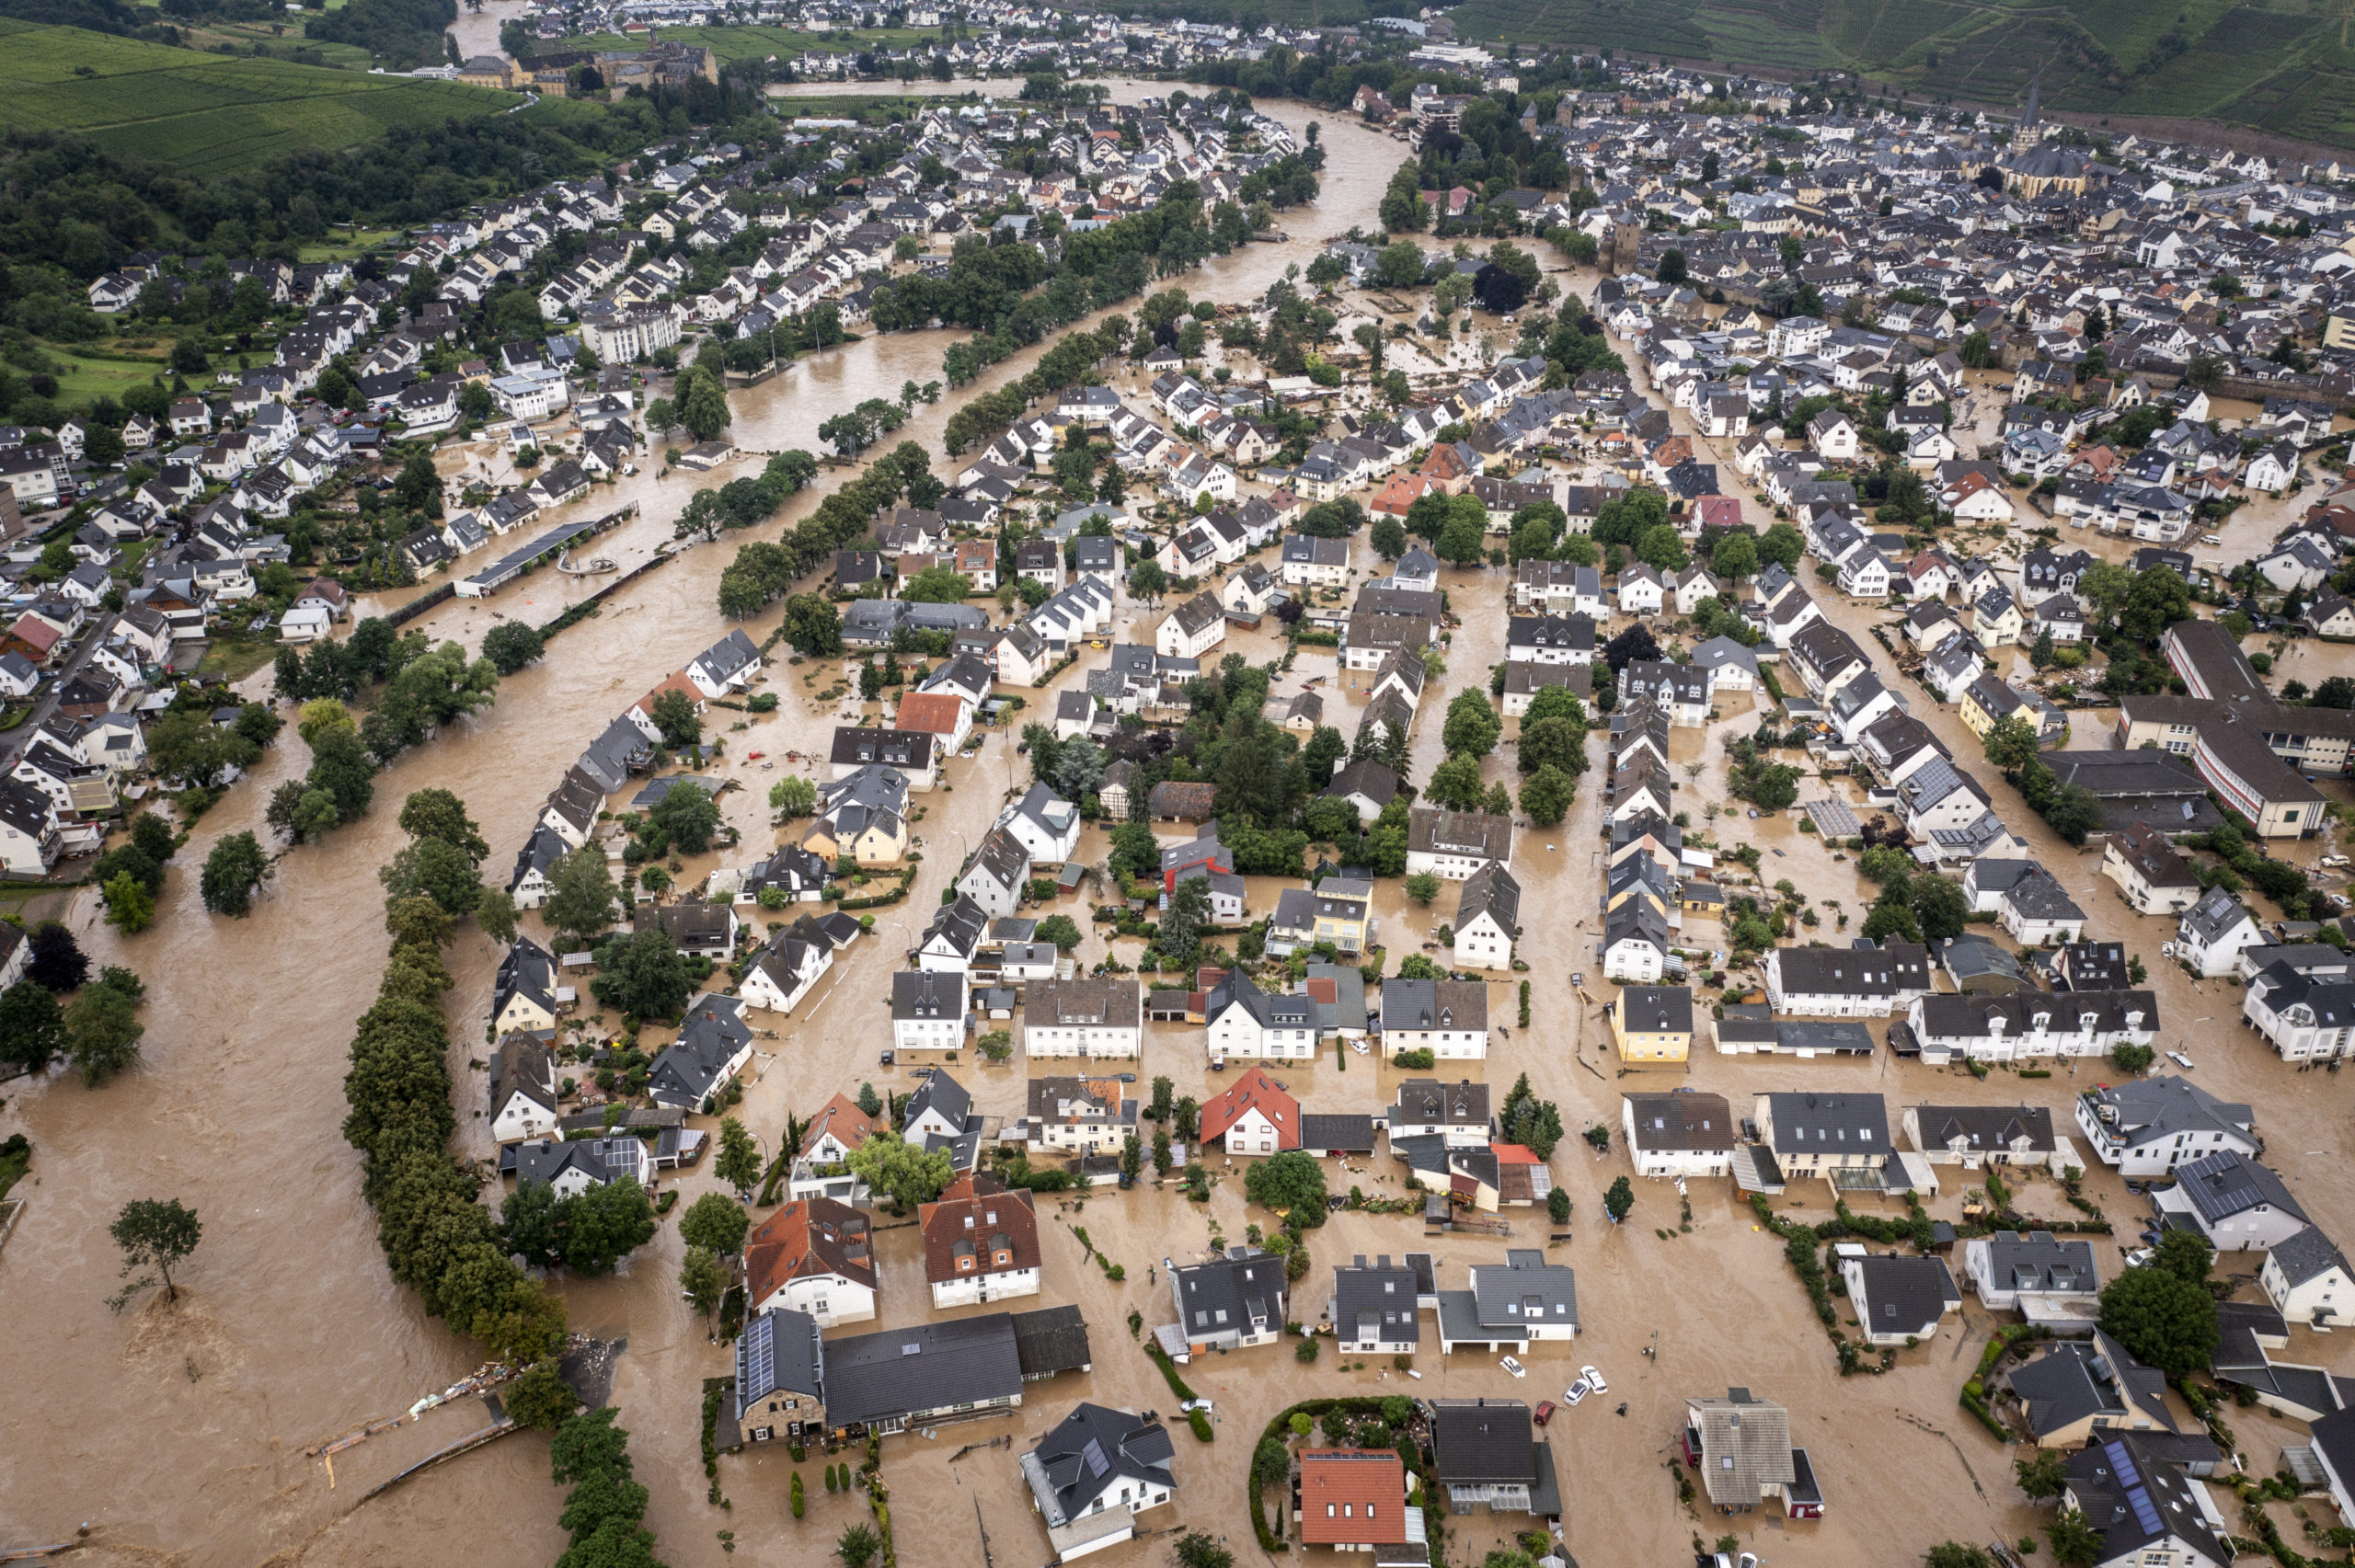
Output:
[
  {"xmin": 2167, "ymin": 1051, "xmax": 2194, "ymax": 1070},
  {"xmin": 1179, "ymin": 1399, "xmax": 1213, "ymax": 1413},
  {"xmin": 1499, "ymin": 1356, "xmax": 1526, "ymax": 1379},
  {"xmin": 1580, "ymin": 1364, "xmax": 1607, "ymax": 1394},
  {"xmin": 1563, "ymin": 1377, "xmax": 1591, "ymax": 1405}
]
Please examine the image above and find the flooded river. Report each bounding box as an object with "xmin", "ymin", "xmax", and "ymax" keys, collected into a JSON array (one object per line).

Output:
[
  {"xmin": 20, "ymin": 77, "xmax": 2346, "ymax": 1568},
  {"xmin": 0, "ymin": 90, "xmax": 1406, "ymax": 1568}
]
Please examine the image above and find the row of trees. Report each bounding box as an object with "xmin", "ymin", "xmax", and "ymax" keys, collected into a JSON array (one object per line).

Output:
[
  {"xmin": 715, "ymin": 442, "xmax": 935, "ymax": 622},
  {"xmin": 340, "ymin": 790, "xmax": 571, "ymax": 1398}
]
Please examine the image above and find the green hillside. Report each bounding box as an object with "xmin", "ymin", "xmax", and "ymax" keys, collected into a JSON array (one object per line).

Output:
[
  {"xmin": 0, "ymin": 18, "xmax": 599, "ymax": 175},
  {"xmin": 1449, "ymin": 0, "xmax": 2355, "ymax": 149}
]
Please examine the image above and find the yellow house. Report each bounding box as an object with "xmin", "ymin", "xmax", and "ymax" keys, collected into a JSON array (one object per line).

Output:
[
  {"xmin": 1971, "ymin": 592, "xmax": 2023, "ymax": 647},
  {"xmin": 801, "ymin": 812, "xmax": 907, "ymax": 867},
  {"xmin": 1607, "ymin": 985, "xmax": 1694, "ymax": 1069},
  {"xmin": 456, "ymin": 54, "xmax": 519, "ymax": 90},
  {"xmin": 1958, "ymin": 673, "xmax": 2025, "ymax": 741},
  {"xmin": 1269, "ymin": 880, "xmax": 1373, "ymax": 954}
]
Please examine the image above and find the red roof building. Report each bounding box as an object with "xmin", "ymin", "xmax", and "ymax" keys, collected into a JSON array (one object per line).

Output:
[
  {"xmin": 1199, "ymin": 1067, "xmax": 1300, "ymax": 1155},
  {"xmin": 1295, "ymin": 1448, "xmax": 1418, "ymax": 1552}
]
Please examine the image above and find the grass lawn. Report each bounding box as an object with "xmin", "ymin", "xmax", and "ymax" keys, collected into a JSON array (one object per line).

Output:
[
  {"xmin": 769, "ymin": 92, "xmax": 946, "ymax": 120},
  {"xmin": 297, "ymin": 225, "xmax": 401, "ymax": 262},
  {"xmin": 0, "ymin": 1142, "xmax": 28, "ymax": 1204},
  {"xmin": 0, "ymin": 18, "xmax": 550, "ymax": 177},
  {"xmin": 545, "ymin": 22, "xmax": 939, "ymax": 59},
  {"xmin": 36, "ymin": 343, "xmax": 171, "ymax": 406},
  {"xmin": 197, "ymin": 637, "xmax": 280, "ymax": 683}
]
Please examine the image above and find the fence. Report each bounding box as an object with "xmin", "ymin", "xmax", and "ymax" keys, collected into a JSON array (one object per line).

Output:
[{"xmin": 385, "ymin": 582, "xmax": 458, "ymax": 628}]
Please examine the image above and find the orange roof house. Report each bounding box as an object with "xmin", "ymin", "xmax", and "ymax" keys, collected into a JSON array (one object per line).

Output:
[
  {"xmin": 1371, "ymin": 472, "xmax": 1433, "ymax": 520},
  {"xmin": 798, "ymin": 1093, "xmax": 880, "ymax": 1162},
  {"xmin": 1199, "ymin": 1066, "xmax": 1301, "ymax": 1151},
  {"xmin": 1419, "ymin": 442, "xmax": 1474, "ymax": 494},
  {"xmin": 1296, "ymin": 1449, "xmax": 1416, "ymax": 1550},
  {"xmin": 916, "ymin": 1171, "xmax": 1041, "ymax": 1296},
  {"xmin": 894, "ymin": 690, "xmax": 970, "ymax": 738},
  {"xmin": 635, "ymin": 670, "xmax": 707, "ymax": 719},
  {"xmin": 744, "ymin": 1196, "xmax": 876, "ymax": 1315}
]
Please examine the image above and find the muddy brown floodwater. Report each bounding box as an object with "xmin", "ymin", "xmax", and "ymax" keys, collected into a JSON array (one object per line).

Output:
[{"xmin": 11, "ymin": 89, "xmax": 2353, "ymax": 1568}]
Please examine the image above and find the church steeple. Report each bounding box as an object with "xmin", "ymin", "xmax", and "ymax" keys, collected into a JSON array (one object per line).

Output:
[{"xmin": 2018, "ymin": 71, "xmax": 2044, "ymax": 146}]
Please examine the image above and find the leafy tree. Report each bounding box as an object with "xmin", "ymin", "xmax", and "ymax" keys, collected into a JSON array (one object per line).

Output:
[
  {"xmin": 1636, "ymin": 524, "xmax": 1688, "ymax": 572},
  {"xmin": 1924, "ymin": 1548, "xmax": 1994, "ymax": 1568},
  {"xmin": 477, "ymin": 888, "xmax": 519, "ymax": 945},
  {"xmin": 505, "ymin": 1359, "xmax": 580, "ymax": 1431},
  {"xmin": 200, "ymin": 833, "xmax": 272, "ymax": 917},
  {"xmin": 837, "ymin": 1523, "xmax": 883, "ymax": 1568},
  {"xmin": 397, "ymin": 789, "xmax": 488, "ymax": 863},
  {"xmin": 1908, "ymin": 875, "xmax": 1970, "ymax": 942},
  {"xmin": 1519, "ymin": 715, "xmax": 1588, "ymax": 776},
  {"xmin": 379, "ymin": 835, "xmax": 484, "ymax": 920},
  {"xmin": 770, "ymin": 775, "xmax": 818, "ymax": 818},
  {"xmin": 559, "ymin": 1176, "xmax": 658, "ymax": 1276},
  {"xmin": 2097, "ymin": 1257, "xmax": 2217, "ymax": 1375},
  {"xmin": 716, "ymin": 1116, "xmax": 762, "ymax": 1193},
  {"xmin": 2153, "ymin": 1227, "xmax": 2213, "ymax": 1285},
  {"xmin": 680, "ymin": 1190, "xmax": 752, "ymax": 1256},
  {"xmin": 1498, "ymin": 1073, "xmax": 1564, "ymax": 1158},
  {"xmin": 1442, "ymin": 691, "xmax": 1502, "ymax": 756},
  {"xmin": 1425, "ymin": 753, "xmax": 1488, "ymax": 811},
  {"xmin": 680, "ymin": 1245, "xmax": 729, "ymax": 1321},
  {"xmin": 1036, "ymin": 914, "xmax": 1084, "ymax": 950},
  {"xmin": 1711, "ymin": 531, "xmax": 1758, "ymax": 579},
  {"xmin": 1982, "ymin": 713, "xmax": 2042, "ymax": 773},
  {"xmin": 1176, "ymin": 1533, "xmax": 1235, "ymax": 1568},
  {"xmin": 1160, "ymin": 875, "xmax": 1213, "ymax": 967},
  {"xmin": 2014, "ymin": 1449, "xmax": 2068, "ymax": 1502},
  {"xmin": 1436, "ymin": 511, "xmax": 1487, "ymax": 567},
  {"xmin": 2119, "ymin": 567, "xmax": 2190, "ymax": 643},
  {"xmin": 1601, "ymin": 624, "xmax": 1662, "ymax": 675},
  {"xmin": 649, "ymin": 688, "xmax": 703, "ymax": 749},
  {"xmin": 846, "ymin": 1131, "xmax": 955, "ymax": 1212},
  {"xmin": 591, "ymin": 929, "xmax": 692, "ymax": 1021},
  {"xmin": 1603, "ymin": 1175, "xmax": 1634, "ymax": 1222},
  {"xmin": 66, "ymin": 973, "xmax": 144, "ymax": 1085},
  {"xmin": 1521, "ymin": 766, "xmax": 1576, "ymax": 825},
  {"xmin": 109, "ymin": 1196, "xmax": 201, "ymax": 1306},
  {"xmin": 783, "ymin": 594, "xmax": 844, "ymax": 657},
  {"xmin": 2044, "ymin": 783, "xmax": 2107, "ymax": 847},
  {"xmin": 482, "ymin": 621, "xmax": 546, "ymax": 675},
  {"xmin": 901, "ymin": 566, "xmax": 975, "ymax": 603},
  {"xmin": 27, "ymin": 921, "xmax": 86, "ymax": 991},
  {"xmin": 1303, "ymin": 726, "xmax": 1348, "ymax": 788},
  {"xmin": 1757, "ymin": 522, "xmax": 1806, "ymax": 573},
  {"xmin": 1371, "ymin": 516, "xmax": 1408, "ymax": 559},
  {"xmin": 2043, "ymin": 1509, "xmax": 2102, "ymax": 1567},
  {"xmin": 546, "ymin": 849, "xmax": 621, "ymax": 946},
  {"xmin": 1404, "ymin": 873, "xmax": 1442, "ymax": 905},
  {"xmin": 1243, "ymin": 1150, "xmax": 1327, "ymax": 1222},
  {"xmin": 0, "ymin": 981, "xmax": 65, "ymax": 1073}
]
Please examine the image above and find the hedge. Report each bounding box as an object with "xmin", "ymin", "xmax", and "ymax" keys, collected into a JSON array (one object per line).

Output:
[{"xmin": 1246, "ymin": 1397, "xmax": 1410, "ymax": 1552}]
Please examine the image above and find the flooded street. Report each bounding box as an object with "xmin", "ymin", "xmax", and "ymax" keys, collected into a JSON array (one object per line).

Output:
[{"xmin": 9, "ymin": 84, "xmax": 2353, "ymax": 1568}]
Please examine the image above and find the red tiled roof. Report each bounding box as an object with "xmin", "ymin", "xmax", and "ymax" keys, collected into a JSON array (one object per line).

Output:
[
  {"xmin": 895, "ymin": 691, "xmax": 968, "ymax": 736},
  {"xmin": 1199, "ymin": 1066, "xmax": 1299, "ymax": 1148},
  {"xmin": 1297, "ymin": 1449, "xmax": 1410, "ymax": 1546}
]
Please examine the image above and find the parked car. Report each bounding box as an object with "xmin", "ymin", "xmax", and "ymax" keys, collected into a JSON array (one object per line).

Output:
[
  {"xmin": 1499, "ymin": 1356, "xmax": 1526, "ymax": 1379},
  {"xmin": 1179, "ymin": 1398, "xmax": 1213, "ymax": 1413},
  {"xmin": 1581, "ymin": 1365, "xmax": 1608, "ymax": 1394},
  {"xmin": 1563, "ymin": 1377, "xmax": 1591, "ymax": 1405},
  {"xmin": 1533, "ymin": 1400, "xmax": 1556, "ymax": 1427}
]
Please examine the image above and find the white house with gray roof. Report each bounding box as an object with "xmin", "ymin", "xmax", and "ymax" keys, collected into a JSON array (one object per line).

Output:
[
  {"xmin": 1435, "ymin": 1251, "xmax": 1578, "ymax": 1352},
  {"xmin": 2153, "ymin": 1151, "xmax": 2309, "ymax": 1253},
  {"xmin": 2075, "ymin": 1077, "xmax": 2257, "ymax": 1177},
  {"xmin": 2262, "ymin": 1226, "xmax": 2354, "ymax": 1326}
]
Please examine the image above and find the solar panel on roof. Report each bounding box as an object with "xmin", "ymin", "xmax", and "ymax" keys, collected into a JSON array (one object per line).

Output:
[{"xmin": 1082, "ymin": 1437, "xmax": 1109, "ymax": 1478}]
